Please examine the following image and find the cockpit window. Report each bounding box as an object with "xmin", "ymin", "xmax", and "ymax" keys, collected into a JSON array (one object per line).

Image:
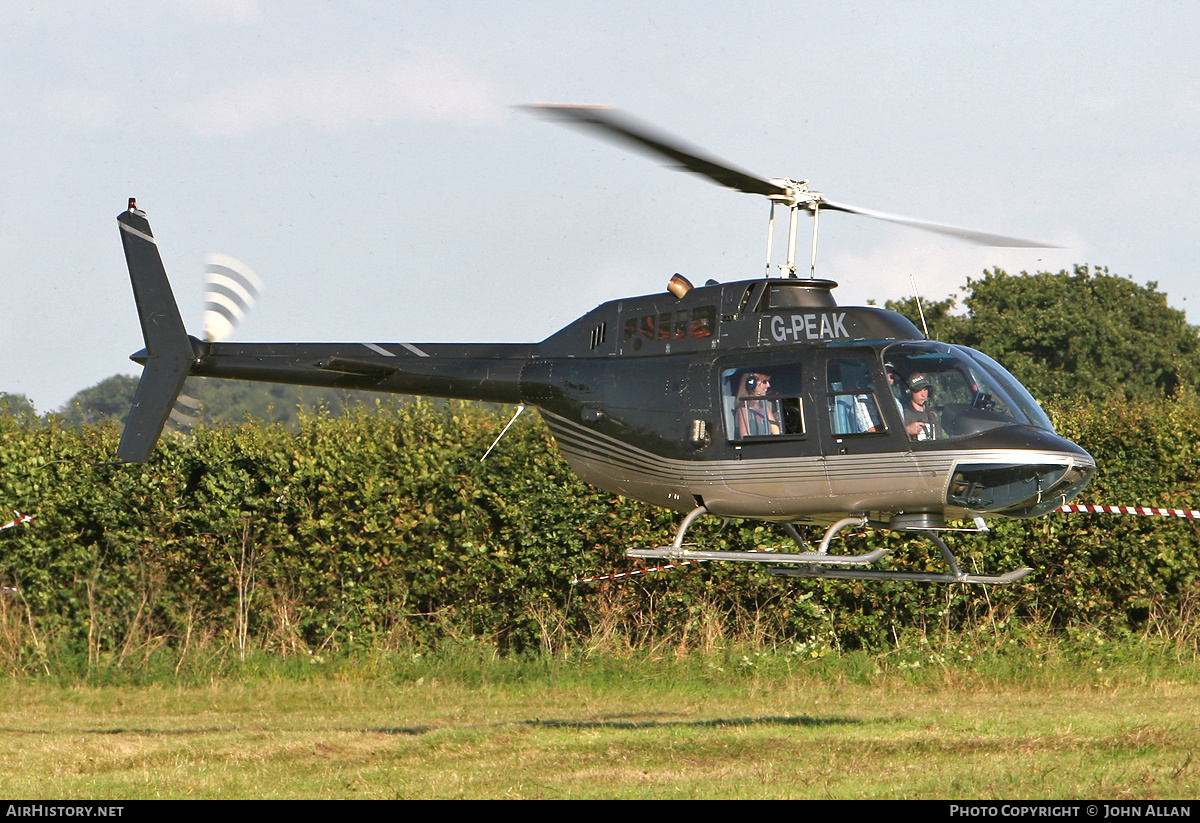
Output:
[
  {"xmin": 882, "ymin": 341, "xmax": 1054, "ymax": 441},
  {"xmin": 961, "ymin": 347, "xmax": 1055, "ymax": 431}
]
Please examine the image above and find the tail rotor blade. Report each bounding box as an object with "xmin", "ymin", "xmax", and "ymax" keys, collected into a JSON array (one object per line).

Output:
[
  {"xmin": 203, "ymin": 253, "xmax": 263, "ymax": 342},
  {"xmin": 169, "ymin": 392, "xmax": 201, "ymax": 430}
]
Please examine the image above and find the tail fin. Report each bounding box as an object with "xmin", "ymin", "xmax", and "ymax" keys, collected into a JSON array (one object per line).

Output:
[{"xmin": 117, "ymin": 203, "xmax": 197, "ymax": 463}]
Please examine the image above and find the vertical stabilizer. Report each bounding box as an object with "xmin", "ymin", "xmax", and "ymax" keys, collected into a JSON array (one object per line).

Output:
[{"xmin": 117, "ymin": 203, "xmax": 196, "ymax": 463}]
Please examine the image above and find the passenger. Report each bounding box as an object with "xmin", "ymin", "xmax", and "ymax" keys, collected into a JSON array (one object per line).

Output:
[
  {"xmin": 903, "ymin": 374, "xmax": 939, "ymax": 441},
  {"xmin": 735, "ymin": 371, "xmax": 783, "ymax": 437}
]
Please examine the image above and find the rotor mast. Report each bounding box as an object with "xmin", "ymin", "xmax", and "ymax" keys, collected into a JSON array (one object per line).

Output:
[{"xmin": 765, "ymin": 178, "xmax": 825, "ymax": 279}]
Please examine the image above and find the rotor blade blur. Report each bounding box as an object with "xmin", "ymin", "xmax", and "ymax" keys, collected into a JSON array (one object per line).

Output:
[
  {"xmin": 203, "ymin": 253, "xmax": 263, "ymax": 343},
  {"xmin": 525, "ymin": 104, "xmax": 790, "ymax": 199},
  {"xmin": 820, "ymin": 200, "xmax": 1059, "ymax": 248}
]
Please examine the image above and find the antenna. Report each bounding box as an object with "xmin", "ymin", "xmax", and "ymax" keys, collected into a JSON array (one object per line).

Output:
[
  {"xmin": 808, "ymin": 202, "xmax": 820, "ymax": 278},
  {"xmin": 765, "ymin": 202, "xmax": 775, "ymax": 277},
  {"xmin": 910, "ymin": 274, "xmax": 930, "ymax": 338},
  {"xmin": 481, "ymin": 404, "xmax": 526, "ymax": 462}
]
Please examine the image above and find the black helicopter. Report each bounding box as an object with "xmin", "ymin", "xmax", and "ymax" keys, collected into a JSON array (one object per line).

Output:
[{"xmin": 116, "ymin": 105, "xmax": 1095, "ymax": 585}]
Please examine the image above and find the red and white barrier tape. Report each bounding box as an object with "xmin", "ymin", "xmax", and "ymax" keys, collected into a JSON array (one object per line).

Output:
[
  {"xmin": 575, "ymin": 558, "xmax": 705, "ymax": 585},
  {"xmin": 1059, "ymin": 504, "xmax": 1200, "ymax": 520},
  {"xmin": 1, "ymin": 512, "xmax": 32, "ymax": 531}
]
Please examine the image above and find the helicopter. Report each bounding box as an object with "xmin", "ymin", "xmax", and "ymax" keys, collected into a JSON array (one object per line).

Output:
[{"xmin": 116, "ymin": 105, "xmax": 1095, "ymax": 585}]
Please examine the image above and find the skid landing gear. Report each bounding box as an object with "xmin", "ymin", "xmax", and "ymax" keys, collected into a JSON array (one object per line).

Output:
[
  {"xmin": 625, "ymin": 506, "xmax": 1032, "ymax": 586},
  {"xmin": 769, "ymin": 530, "xmax": 1032, "ymax": 585},
  {"xmin": 627, "ymin": 507, "xmax": 888, "ymax": 567}
]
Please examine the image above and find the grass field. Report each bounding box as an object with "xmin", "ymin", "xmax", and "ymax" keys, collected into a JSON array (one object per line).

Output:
[{"xmin": 1, "ymin": 642, "xmax": 1198, "ymax": 799}]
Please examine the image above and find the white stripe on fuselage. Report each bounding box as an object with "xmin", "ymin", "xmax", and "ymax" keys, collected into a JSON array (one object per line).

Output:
[{"xmin": 540, "ymin": 410, "xmax": 1090, "ymax": 488}]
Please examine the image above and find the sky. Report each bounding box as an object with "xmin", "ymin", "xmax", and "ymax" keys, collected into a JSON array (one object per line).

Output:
[{"xmin": 3, "ymin": 1, "xmax": 1199, "ymax": 412}]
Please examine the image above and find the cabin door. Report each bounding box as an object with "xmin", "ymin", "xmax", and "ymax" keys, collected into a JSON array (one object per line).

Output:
[{"xmin": 817, "ymin": 351, "xmax": 924, "ymax": 508}]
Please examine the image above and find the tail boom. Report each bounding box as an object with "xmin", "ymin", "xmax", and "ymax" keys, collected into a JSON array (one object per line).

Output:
[
  {"xmin": 186, "ymin": 341, "xmax": 531, "ymax": 405},
  {"xmin": 117, "ymin": 205, "xmax": 535, "ymax": 462}
]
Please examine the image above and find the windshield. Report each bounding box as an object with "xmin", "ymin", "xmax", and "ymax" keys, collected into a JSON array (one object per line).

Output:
[{"xmin": 882, "ymin": 341, "xmax": 1055, "ymax": 440}]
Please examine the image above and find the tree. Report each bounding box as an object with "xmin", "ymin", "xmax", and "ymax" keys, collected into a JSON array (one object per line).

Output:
[
  {"xmin": 880, "ymin": 295, "xmax": 966, "ymax": 343},
  {"xmin": 0, "ymin": 393, "xmax": 35, "ymax": 416},
  {"xmin": 57, "ymin": 375, "xmax": 140, "ymax": 425},
  {"xmin": 178, "ymin": 378, "xmax": 390, "ymax": 429},
  {"xmin": 887, "ymin": 265, "xmax": 1200, "ymax": 401},
  {"xmin": 55, "ymin": 372, "xmax": 394, "ymax": 430}
]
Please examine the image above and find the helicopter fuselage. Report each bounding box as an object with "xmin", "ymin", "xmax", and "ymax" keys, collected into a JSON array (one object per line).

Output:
[
  {"xmin": 127, "ymin": 234, "xmax": 1093, "ymax": 531},
  {"xmin": 117, "ymin": 102, "xmax": 1088, "ymax": 582}
]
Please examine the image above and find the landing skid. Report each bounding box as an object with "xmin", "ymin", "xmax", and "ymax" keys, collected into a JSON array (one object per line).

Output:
[
  {"xmin": 769, "ymin": 565, "xmax": 1032, "ymax": 585},
  {"xmin": 627, "ymin": 545, "xmax": 891, "ymax": 567},
  {"xmin": 625, "ymin": 506, "xmax": 1032, "ymax": 586}
]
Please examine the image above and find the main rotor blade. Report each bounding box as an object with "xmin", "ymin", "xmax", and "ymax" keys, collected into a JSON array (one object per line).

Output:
[
  {"xmin": 525, "ymin": 104, "xmax": 790, "ymax": 199},
  {"xmin": 820, "ymin": 200, "xmax": 1059, "ymax": 248},
  {"xmin": 528, "ymin": 104, "xmax": 1059, "ymax": 248}
]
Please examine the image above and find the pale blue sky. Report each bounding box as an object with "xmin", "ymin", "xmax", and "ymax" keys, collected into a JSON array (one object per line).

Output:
[{"xmin": 3, "ymin": 1, "xmax": 1198, "ymax": 411}]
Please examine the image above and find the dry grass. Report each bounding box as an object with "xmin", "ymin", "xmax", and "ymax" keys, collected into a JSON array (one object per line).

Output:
[{"xmin": 0, "ymin": 656, "xmax": 1198, "ymax": 799}]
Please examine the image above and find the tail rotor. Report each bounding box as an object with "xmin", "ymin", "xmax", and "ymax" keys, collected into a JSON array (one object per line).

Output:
[
  {"xmin": 203, "ymin": 252, "xmax": 263, "ymax": 344},
  {"xmin": 117, "ymin": 202, "xmax": 262, "ymax": 460}
]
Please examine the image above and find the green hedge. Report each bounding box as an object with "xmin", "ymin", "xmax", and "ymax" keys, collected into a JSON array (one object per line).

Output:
[{"xmin": 1, "ymin": 394, "xmax": 1199, "ymax": 668}]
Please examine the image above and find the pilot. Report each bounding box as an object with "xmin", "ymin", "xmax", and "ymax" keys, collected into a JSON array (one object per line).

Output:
[
  {"xmin": 735, "ymin": 371, "xmax": 783, "ymax": 438},
  {"xmin": 904, "ymin": 374, "xmax": 938, "ymax": 441}
]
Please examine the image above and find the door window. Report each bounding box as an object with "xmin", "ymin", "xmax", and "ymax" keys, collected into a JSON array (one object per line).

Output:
[
  {"xmin": 826, "ymin": 357, "xmax": 886, "ymax": 436},
  {"xmin": 721, "ymin": 363, "xmax": 805, "ymax": 441}
]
